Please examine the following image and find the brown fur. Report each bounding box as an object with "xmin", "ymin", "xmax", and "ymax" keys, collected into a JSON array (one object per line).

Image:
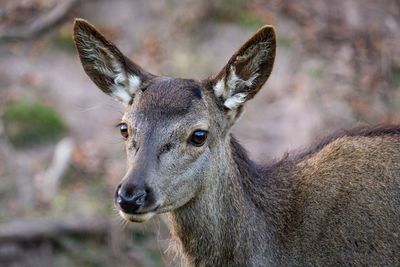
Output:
[{"xmin": 73, "ymin": 19, "xmax": 400, "ymax": 266}]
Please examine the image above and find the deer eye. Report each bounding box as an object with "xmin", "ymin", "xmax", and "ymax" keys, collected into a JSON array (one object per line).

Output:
[
  {"xmin": 189, "ymin": 129, "xmax": 208, "ymax": 147},
  {"xmin": 118, "ymin": 123, "xmax": 129, "ymax": 139}
]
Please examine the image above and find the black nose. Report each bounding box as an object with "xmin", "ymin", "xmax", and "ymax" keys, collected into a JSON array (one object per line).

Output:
[{"xmin": 115, "ymin": 184, "xmax": 149, "ymax": 214}]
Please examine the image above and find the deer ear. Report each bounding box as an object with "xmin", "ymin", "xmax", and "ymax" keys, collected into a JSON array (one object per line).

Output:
[
  {"xmin": 73, "ymin": 18, "xmax": 155, "ymax": 104},
  {"xmin": 211, "ymin": 25, "xmax": 276, "ymax": 111}
]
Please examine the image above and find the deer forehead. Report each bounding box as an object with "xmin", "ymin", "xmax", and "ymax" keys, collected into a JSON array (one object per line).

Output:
[{"xmin": 126, "ymin": 77, "xmax": 208, "ymax": 126}]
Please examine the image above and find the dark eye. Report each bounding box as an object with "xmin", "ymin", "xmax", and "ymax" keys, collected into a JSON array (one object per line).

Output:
[
  {"xmin": 118, "ymin": 123, "xmax": 129, "ymax": 139},
  {"xmin": 189, "ymin": 129, "xmax": 208, "ymax": 146}
]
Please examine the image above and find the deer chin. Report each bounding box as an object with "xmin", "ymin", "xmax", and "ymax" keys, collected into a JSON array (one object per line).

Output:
[{"xmin": 119, "ymin": 210, "xmax": 156, "ymax": 223}]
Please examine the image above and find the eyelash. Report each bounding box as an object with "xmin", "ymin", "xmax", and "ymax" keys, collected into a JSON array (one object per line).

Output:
[{"xmin": 115, "ymin": 122, "xmax": 125, "ymax": 128}]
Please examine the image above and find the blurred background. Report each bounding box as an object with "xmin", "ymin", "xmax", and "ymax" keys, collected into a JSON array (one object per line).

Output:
[{"xmin": 0, "ymin": 0, "xmax": 399, "ymax": 266}]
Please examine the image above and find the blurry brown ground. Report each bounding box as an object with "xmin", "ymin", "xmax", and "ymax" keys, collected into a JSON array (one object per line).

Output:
[{"xmin": 0, "ymin": 0, "xmax": 399, "ymax": 266}]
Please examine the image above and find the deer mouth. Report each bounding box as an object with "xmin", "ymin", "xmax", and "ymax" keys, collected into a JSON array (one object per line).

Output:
[
  {"xmin": 119, "ymin": 210, "xmax": 156, "ymax": 223},
  {"xmin": 118, "ymin": 204, "xmax": 161, "ymax": 223}
]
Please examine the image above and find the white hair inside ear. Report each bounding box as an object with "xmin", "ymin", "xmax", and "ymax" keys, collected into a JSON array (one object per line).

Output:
[
  {"xmin": 111, "ymin": 85, "xmax": 133, "ymax": 103},
  {"xmin": 213, "ymin": 65, "xmax": 259, "ymax": 110},
  {"xmin": 223, "ymin": 93, "xmax": 248, "ymax": 109},
  {"xmin": 108, "ymin": 61, "xmax": 141, "ymax": 103}
]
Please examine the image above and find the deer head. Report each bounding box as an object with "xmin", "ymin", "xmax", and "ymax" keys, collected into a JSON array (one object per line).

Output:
[{"xmin": 73, "ymin": 19, "xmax": 275, "ymax": 222}]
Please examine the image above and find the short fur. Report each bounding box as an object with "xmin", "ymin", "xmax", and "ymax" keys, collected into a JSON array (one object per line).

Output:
[{"xmin": 73, "ymin": 19, "xmax": 400, "ymax": 267}]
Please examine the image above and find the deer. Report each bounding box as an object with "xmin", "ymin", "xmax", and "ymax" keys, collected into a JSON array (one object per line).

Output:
[{"xmin": 73, "ymin": 18, "xmax": 400, "ymax": 266}]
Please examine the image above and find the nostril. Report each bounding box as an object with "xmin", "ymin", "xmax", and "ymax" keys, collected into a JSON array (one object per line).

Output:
[
  {"xmin": 115, "ymin": 184, "xmax": 155, "ymax": 214},
  {"xmin": 121, "ymin": 188, "xmax": 134, "ymax": 201},
  {"xmin": 117, "ymin": 187, "xmax": 147, "ymax": 207},
  {"xmin": 134, "ymin": 191, "xmax": 146, "ymax": 206}
]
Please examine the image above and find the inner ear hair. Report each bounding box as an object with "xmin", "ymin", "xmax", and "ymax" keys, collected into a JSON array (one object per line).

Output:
[
  {"xmin": 73, "ymin": 18, "xmax": 155, "ymax": 104},
  {"xmin": 212, "ymin": 25, "xmax": 276, "ymax": 110}
]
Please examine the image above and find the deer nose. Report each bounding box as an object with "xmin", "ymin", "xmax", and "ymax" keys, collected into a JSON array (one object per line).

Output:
[{"xmin": 116, "ymin": 184, "xmax": 148, "ymax": 214}]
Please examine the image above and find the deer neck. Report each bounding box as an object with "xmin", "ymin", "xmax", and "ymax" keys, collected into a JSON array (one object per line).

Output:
[{"xmin": 168, "ymin": 135, "xmax": 281, "ymax": 266}]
